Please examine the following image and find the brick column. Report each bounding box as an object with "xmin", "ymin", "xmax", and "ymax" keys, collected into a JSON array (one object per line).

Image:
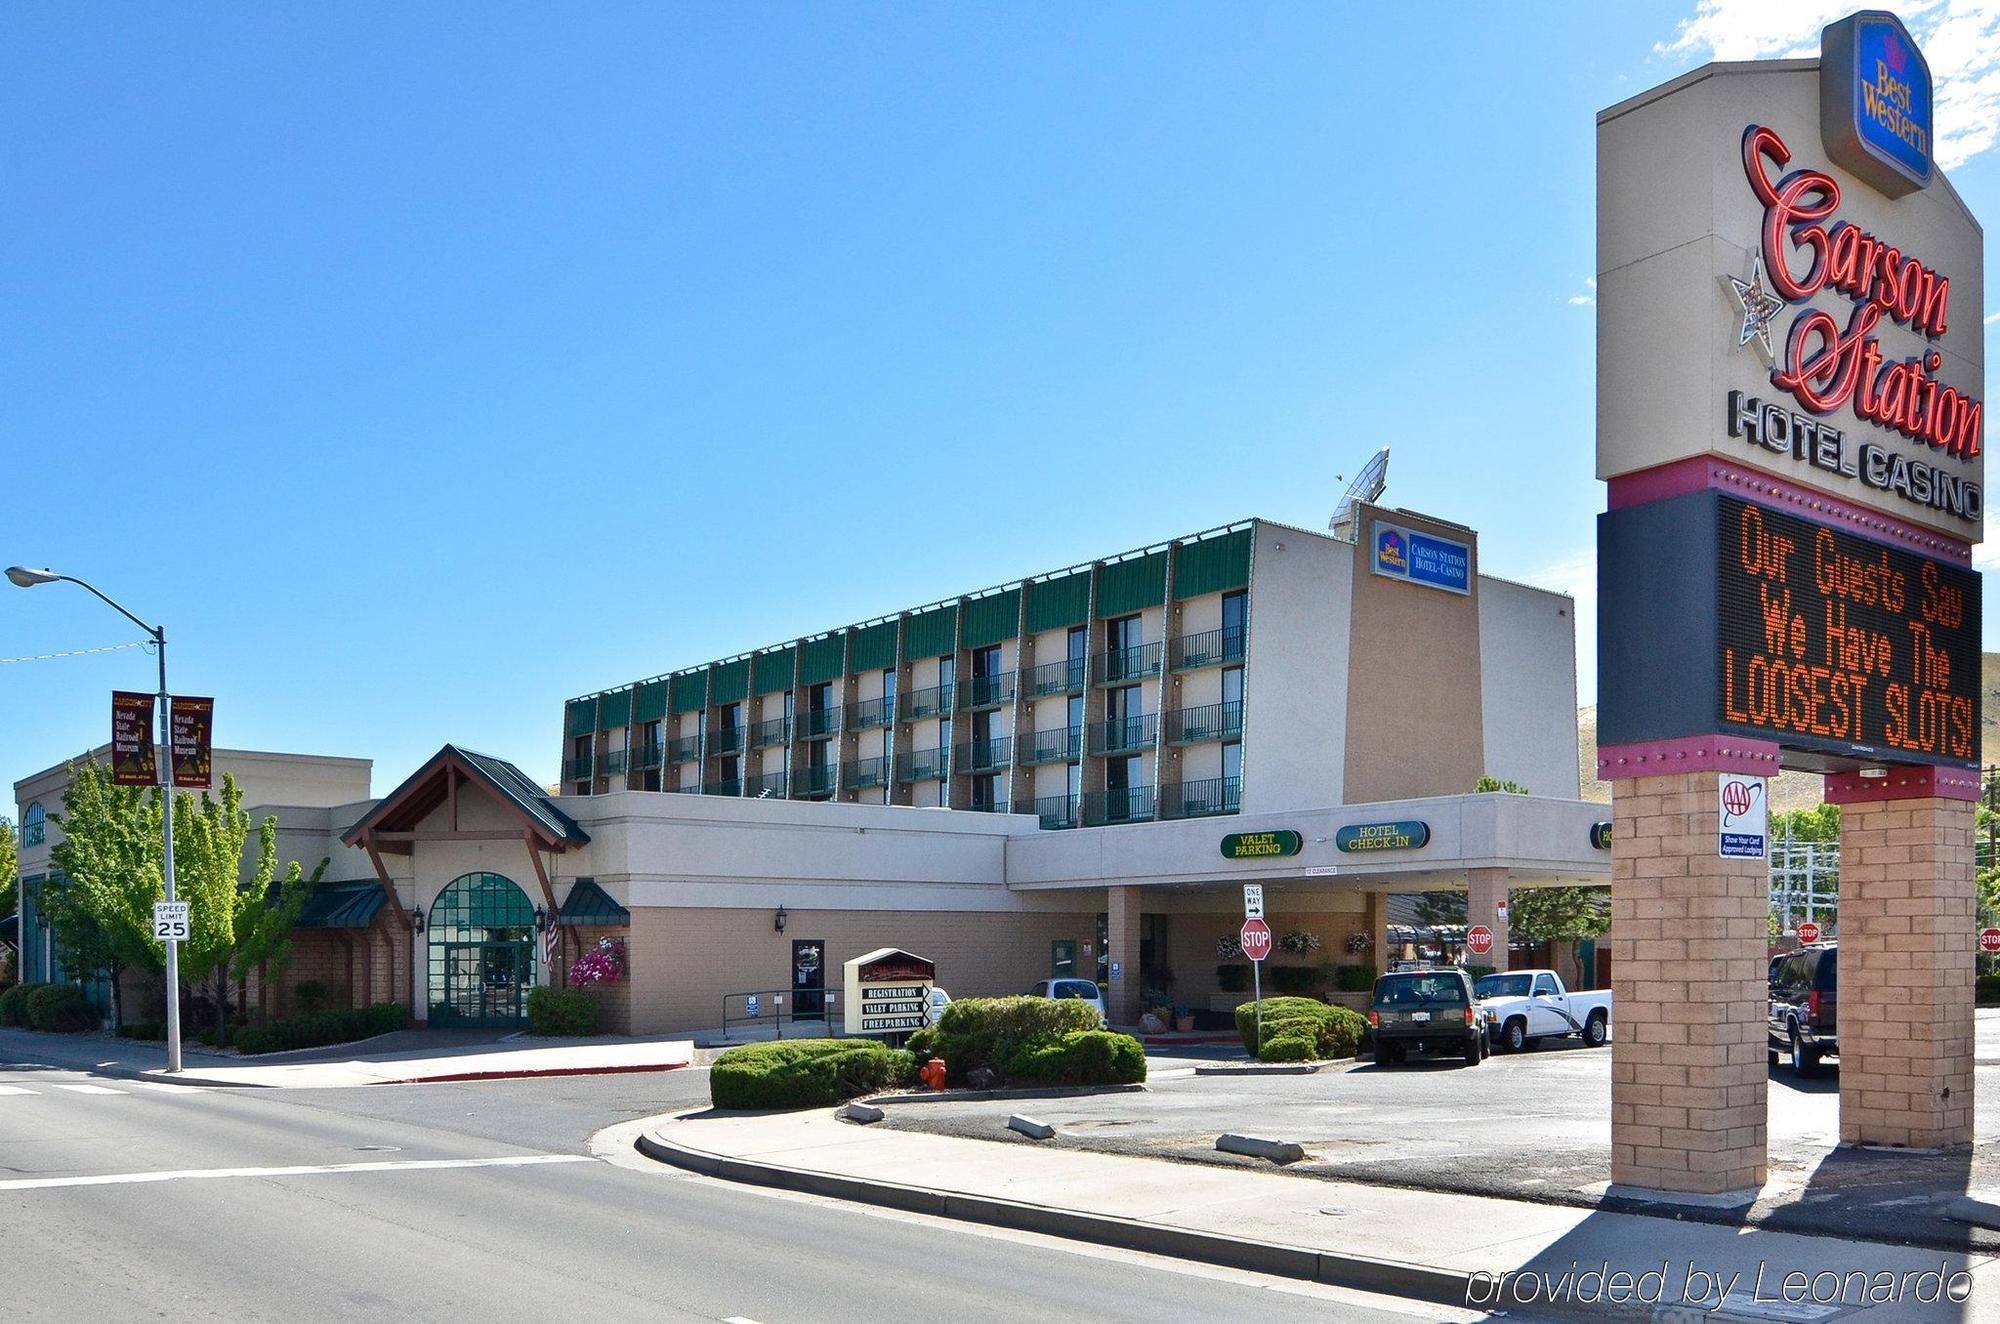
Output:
[
  {"xmin": 1368, "ymin": 891, "xmax": 1391, "ymax": 973},
  {"xmin": 1609, "ymin": 770, "xmax": 1768, "ymax": 1196},
  {"xmin": 1466, "ymin": 867, "xmax": 1510, "ymax": 971},
  {"xmin": 1831, "ymin": 776, "xmax": 1976, "ymax": 1149},
  {"xmin": 1106, "ymin": 885, "xmax": 1143, "ymax": 1026}
]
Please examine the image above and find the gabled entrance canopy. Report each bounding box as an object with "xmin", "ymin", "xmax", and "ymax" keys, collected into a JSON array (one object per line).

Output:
[{"xmin": 341, "ymin": 745, "xmax": 590, "ymax": 924}]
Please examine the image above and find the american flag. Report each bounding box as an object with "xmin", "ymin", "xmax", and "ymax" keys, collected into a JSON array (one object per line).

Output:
[{"xmin": 543, "ymin": 918, "xmax": 562, "ymax": 972}]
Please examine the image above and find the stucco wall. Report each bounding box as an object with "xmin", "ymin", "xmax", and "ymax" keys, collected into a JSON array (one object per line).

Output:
[
  {"xmin": 1239, "ymin": 521, "xmax": 1351, "ymax": 812},
  {"xmin": 1477, "ymin": 576, "xmax": 1580, "ymax": 797}
]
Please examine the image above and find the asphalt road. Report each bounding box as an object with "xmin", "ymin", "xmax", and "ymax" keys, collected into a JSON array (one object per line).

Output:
[
  {"xmin": 0, "ymin": 1056, "xmax": 1493, "ymax": 1324},
  {"xmin": 886, "ymin": 1029, "xmax": 2000, "ymax": 1253}
]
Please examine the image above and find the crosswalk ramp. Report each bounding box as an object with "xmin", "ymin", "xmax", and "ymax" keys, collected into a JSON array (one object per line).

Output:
[{"xmin": 0, "ymin": 1081, "xmax": 205, "ymax": 1097}]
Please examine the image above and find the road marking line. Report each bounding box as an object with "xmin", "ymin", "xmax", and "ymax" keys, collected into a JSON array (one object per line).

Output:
[
  {"xmin": 0, "ymin": 1153, "xmax": 596, "ymax": 1192},
  {"xmin": 121, "ymin": 1082, "xmax": 207, "ymax": 1093},
  {"xmin": 52, "ymin": 1084, "xmax": 126, "ymax": 1095},
  {"xmin": 0, "ymin": 1085, "xmax": 36, "ymax": 1096}
]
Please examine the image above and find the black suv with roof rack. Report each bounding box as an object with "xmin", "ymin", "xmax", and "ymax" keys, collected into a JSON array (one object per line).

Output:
[{"xmin": 1769, "ymin": 942, "xmax": 1837, "ymax": 1077}]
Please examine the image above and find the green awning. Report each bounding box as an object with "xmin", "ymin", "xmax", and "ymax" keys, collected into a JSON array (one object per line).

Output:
[
  {"xmin": 559, "ymin": 879, "xmax": 630, "ymax": 927},
  {"xmin": 296, "ymin": 882, "xmax": 386, "ymax": 929}
]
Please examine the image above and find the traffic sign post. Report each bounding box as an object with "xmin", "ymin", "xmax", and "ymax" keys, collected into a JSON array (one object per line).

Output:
[
  {"xmin": 1797, "ymin": 920, "xmax": 1821, "ymax": 945},
  {"xmin": 1240, "ymin": 914, "xmax": 1273, "ymax": 1051}
]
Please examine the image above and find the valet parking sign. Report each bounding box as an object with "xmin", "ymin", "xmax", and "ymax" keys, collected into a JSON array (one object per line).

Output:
[{"xmin": 1596, "ymin": 10, "xmax": 1983, "ymax": 773}]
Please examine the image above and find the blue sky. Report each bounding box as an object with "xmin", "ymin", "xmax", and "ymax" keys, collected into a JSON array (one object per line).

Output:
[{"xmin": 4, "ymin": 2, "xmax": 1997, "ymax": 796}]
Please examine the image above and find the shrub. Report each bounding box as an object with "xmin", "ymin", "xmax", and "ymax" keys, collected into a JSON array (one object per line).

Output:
[
  {"xmin": 1267, "ymin": 965, "xmax": 1320, "ymax": 996},
  {"xmin": 292, "ymin": 981, "xmax": 332, "ymax": 1015},
  {"xmin": 1258, "ymin": 1033, "xmax": 1317, "ymax": 1063},
  {"xmin": 1333, "ymin": 964, "xmax": 1376, "ymax": 993},
  {"xmin": 1978, "ymin": 973, "xmax": 2000, "ymax": 1003},
  {"xmin": 0, "ymin": 982, "xmax": 44, "ymax": 1028},
  {"xmin": 710, "ymin": 1039, "xmax": 915, "ymax": 1110},
  {"xmin": 1215, "ymin": 964, "xmax": 1249, "ymax": 993},
  {"xmin": 1001, "ymin": 1029, "xmax": 1147, "ymax": 1085},
  {"xmin": 232, "ymin": 1003, "xmax": 408, "ymax": 1055},
  {"xmin": 1464, "ymin": 964, "xmax": 1497, "ymax": 982},
  {"xmin": 26, "ymin": 984, "xmax": 97, "ymax": 1033},
  {"xmin": 1234, "ymin": 996, "xmax": 1366, "ymax": 1061},
  {"xmin": 526, "ymin": 986, "xmax": 598, "ymax": 1037},
  {"xmin": 116, "ymin": 1021, "xmax": 166, "ymax": 1041},
  {"xmin": 906, "ymin": 995, "xmax": 1102, "ymax": 1085}
]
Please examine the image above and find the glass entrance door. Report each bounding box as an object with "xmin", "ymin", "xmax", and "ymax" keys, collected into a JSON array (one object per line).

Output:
[{"xmin": 428, "ymin": 872, "xmax": 537, "ymax": 1028}]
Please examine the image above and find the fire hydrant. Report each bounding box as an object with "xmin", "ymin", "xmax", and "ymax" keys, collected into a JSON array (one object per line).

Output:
[{"xmin": 919, "ymin": 1056, "xmax": 948, "ymax": 1092}]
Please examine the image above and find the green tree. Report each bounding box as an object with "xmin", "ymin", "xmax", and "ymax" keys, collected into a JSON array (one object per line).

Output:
[
  {"xmin": 171, "ymin": 775, "xmax": 320, "ymax": 1043},
  {"xmin": 1474, "ymin": 775, "xmax": 1532, "ymax": 795},
  {"xmin": 49, "ymin": 760, "xmax": 168, "ymax": 1026},
  {"xmin": 0, "ymin": 817, "xmax": 14, "ymax": 972},
  {"xmin": 1506, "ymin": 885, "xmax": 1611, "ymax": 986},
  {"xmin": 1770, "ymin": 803, "xmax": 1840, "ymax": 934}
]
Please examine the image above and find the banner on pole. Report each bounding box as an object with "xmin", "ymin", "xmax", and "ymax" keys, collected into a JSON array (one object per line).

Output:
[
  {"xmin": 111, "ymin": 691, "xmax": 157, "ymax": 787},
  {"xmin": 170, "ymin": 696, "xmax": 215, "ymax": 789}
]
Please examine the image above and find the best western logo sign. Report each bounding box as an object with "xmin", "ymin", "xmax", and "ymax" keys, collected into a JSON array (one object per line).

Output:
[{"xmin": 1822, "ymin": 10, "xmax": 1933, "ymax": 199}]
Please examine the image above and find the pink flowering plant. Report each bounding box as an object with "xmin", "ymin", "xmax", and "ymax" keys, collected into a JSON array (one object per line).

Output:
[{"xmin": 569, "ymin": 936, "xmax": 627, "ymax": 988}]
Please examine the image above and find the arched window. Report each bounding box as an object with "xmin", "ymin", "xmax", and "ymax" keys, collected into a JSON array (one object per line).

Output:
[
  {"xmin": 21, "ymin": 802, "xmax": 45, "ymax": 848},
  {"xmin": 426, "ymin": 872, "xmax": 537, "ymax": 1028}
]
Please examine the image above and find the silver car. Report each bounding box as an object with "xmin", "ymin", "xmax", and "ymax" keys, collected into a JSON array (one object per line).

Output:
[{"xmin": 1026, "ymin": 977, "xmax": 1109, "ymax": 1025}]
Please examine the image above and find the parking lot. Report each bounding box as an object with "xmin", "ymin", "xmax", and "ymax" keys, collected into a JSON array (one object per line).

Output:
[{"xmin": 877, "ymin": 1011, "xmax": 2000, "ymax": 1251}]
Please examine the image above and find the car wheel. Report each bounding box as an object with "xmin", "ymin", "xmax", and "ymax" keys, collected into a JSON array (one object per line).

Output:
[
  {"xmin": 1462, "ymin": 1036, "xmax": 1483, "ymax": 1067},
  {"xmin": 1583, "ymin": 1012, "xmax": 1608, "ymax": 1048},
  {"xmin": 1789, "ymin": 1024, "xmax": 1820, "ymax": 1078},
  {"xmin": 1503, "ymin": 1018, "xmax": 1527, "ymax": 1053}
]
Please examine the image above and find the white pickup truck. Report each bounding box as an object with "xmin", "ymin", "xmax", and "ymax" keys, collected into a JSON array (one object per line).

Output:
[{"xmin": 1474, "ymin": 969, "xmax": 1612, "ymax": 1053}]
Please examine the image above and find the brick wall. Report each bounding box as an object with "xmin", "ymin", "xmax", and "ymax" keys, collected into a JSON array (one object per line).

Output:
[
  {"xmin": 1609, "ymin": 771, "xmax": 1768, "ymax": 1194},
  {"xmin": 1837, "ymin": 794, "xmax": 1975, "ymax": 1148}
]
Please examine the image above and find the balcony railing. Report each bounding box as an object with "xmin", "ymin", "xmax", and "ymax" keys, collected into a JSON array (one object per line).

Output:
[
  {"xmin": 843, "ymin": 755, "xmax": 891, "ymax": 789},
  {"xmin": 601, "ymin": 749, "xmax": 629, "ymax": 776},
  {"xmin": 708, "ymin": 727, "xmax": 745, "ymax": 756},
  {"xmin": 750, "ymin": 716, "xmax": 791, "ymax": 749},
  {"xmin": 632, "ymin": 745, "xmax": 664, "ymax": 771},
  {"xmin": 1032, "ymin": 793, "xmax": 1078, "ymax": 830},
  {"xmin": 747, "ymin": 770, "xmax": 788, "ymax": 798},
  {"xmin": 1165, "ymin": 700, "xmax": 1244, "ymax": 745},
  {"xmin": 895, "ymin": 746, "xmax": 949, "ymax": 782},
  {"xmin": 900, "ymin": 683, "xmax": 955, "ymax": 722},
  {"xmin": 794, "ymin": 765, "xmax": 837, "ymax": 798},
  {"xmin": 1089, "ymin": 713, "xmax": 1158, "ymax": 755},
  {"xmin": 966, "ymin": 798, "xmax": 1012, "ymax": 815},
  {"xmin": 561, "ymin": 756, "xmax": 593, "ymax": 784},
  {"xmin": 703, "ymin": 779, "xmax": 742, "ymax": 798},
  {"xmin": 803, "ymin": 707, "xmax": 840, "ymax": 738},
  {"xmin": 1082, "ymin": 785, "xmax": 1156, "ymax": 827},
  {"xmin": 1019, "ymin": 724, "xmax": 1082, "ymax": 765},
  {"xmin": 1169, "ymin": 625, "xmax": 1247, "ymax": 671},
  {"xmin": 1023, "ymin": 656, "xmax": 1086, "ymax": 697},
  {"xmin": 961, "ymin": 672, "xmax": 1015, "ymax": 710},
  {"xmin": 845, "ymin": 696, "xmax": 894, "ymax": 731},
  {"xmin": 667, "ymin": 734, "xmax": 701, "ymax": 763},
  {"xmin": 667, "ymin": 782, "xmax": 704, "ymax": 795},
  {"xmin": 1160, "ymin": 775, "xmax": 1242, "ymax": 820},
  {"xmin": 954, "ymin": 737, "xmax": 1011, "ymax": 772},
  {"xmin": 1093, "ymin": 641, "xmax": 1163, "ymax": 685}
]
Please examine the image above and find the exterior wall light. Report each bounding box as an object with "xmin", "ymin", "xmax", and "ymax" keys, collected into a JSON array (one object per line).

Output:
[
  {"xmin": 774, "ymin": 905, "xmax": 788, "ymax": 934},
  {"xmin": 534, "ymin": 907, "xmax": 549, "ymax": 933},
  {"xmin": 412, "ymin": 911, "xmax": 425, "ymax": 934}
]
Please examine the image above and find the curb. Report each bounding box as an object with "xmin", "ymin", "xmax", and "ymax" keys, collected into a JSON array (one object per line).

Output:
[
  {"xmin": 7, "ymin": 1057, "xmax": 693, "ymax": 1090},
  {"xmin": 868, "ymin": 1083, "xmax": 1148, "ymax": 1105},
  {"xmin": 367, "ymin": 1060, "xmax": 690, "ymax": 1086},
  {"xmin": 635, "ymin": 1117, "xmax": 1473, "ymax": 1309}
]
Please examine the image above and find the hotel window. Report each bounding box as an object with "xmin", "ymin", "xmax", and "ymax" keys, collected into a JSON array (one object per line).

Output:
[
  {"xmin": 1106, "ymin": 685, "xmax": 1143, "ymax": 748},
  {"xmin": 570, "ymin": 736, "xmax": 592, "ymax": 788},
  {"xmin": 1222, "ymin": 590, "xmax": 1247, "ymax": 653},
  {"xmin": 1107, "ymin": 614, "xmax": 1141, "ymax": 653},
  {"xmin": 718, "ymin": 702, "xmax": 742, "ymax": 736},
  {"xmin": 881, "ymin": 668, "xmax": 896, "ymax": 716},
  {"xmin": 1065, "ymin": 693, "xmax": 1084, "ymax": 747},
  {"xmin": 971, "ymin": 773, "xmax": 1001, "ymax": 810},
  {"xmin": 1066, "ymin": 626, "xmax": 1087, "ymax": 688},
  {"xmin": 938, "ymin": 654, "xmax": 956, "ymax": 705},
  {"xmin": 1222, "ymin": 666, "xmax": 1244, "ymax": 711},
  {"xmin": 22, "ymin": 802, "xmax": 45, "ymax": 847},
  {"xmin": 808, "ymin": 682, "xmax": 832, "ymax": 713},
  {"xmin": 1222, "ymin": 741, "xmax": 1243, "ymax": 786},
  {"xmin": 640, "ymin": 721, "xmax": 663, "ymax": 791}
]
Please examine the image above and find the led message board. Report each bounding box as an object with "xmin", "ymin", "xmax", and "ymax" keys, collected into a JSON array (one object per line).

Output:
[{"xmin": 1715, "ymin": 494, "xmax": 1979, "ymax": 766}]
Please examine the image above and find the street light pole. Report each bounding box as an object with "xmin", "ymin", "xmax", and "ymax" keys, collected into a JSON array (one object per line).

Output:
[{"xmin": 6, "ymin": 567, "xmax": 182, "ymax": 1073}]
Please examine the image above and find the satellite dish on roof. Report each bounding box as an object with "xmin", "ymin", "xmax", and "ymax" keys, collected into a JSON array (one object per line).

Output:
[{"xmin": 1329, "ymin": 447, "xmax": 1390, "ymax": 539}]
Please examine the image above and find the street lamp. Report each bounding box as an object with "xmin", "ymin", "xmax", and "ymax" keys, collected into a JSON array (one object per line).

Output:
[{"xmin": 6, "ymin": 566, "xmax": 184, "ymax": 1073}]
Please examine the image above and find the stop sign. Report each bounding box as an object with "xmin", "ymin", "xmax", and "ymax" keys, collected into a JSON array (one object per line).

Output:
[
  {"xmin": 1981, "ymin": 927, "xmax": 2000, "ymax": 955},
  {"xmin": 1239, "ymin": 918, "xmax": 1273, "ymax": 962},
  {"xmin": 1466, "ymin": 925, "xmax": 1495, "ymax": 956},
  {"xmin": 1797, "ymin": 920, "xmax": 1821, "ymax": 944}
]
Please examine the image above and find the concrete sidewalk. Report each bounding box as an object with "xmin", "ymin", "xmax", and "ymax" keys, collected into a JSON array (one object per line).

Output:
[
  {"xmin": 0, "ymin": 1026, "xmax": 692, "ymax": 1088},
  {"xmin": 640, "ymin": 1106, "xmax": 2000, "ymax": 1320}
]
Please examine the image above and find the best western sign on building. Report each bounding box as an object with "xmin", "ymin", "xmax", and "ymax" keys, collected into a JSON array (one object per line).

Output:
[{"xmin": 1597, "ymin": 10, "xmax": 1982, "ymax": 772}]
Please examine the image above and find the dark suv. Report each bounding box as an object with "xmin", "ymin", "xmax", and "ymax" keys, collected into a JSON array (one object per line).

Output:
[
  {"xmin": 1370, "ymin": 967, "xmax": 1487, "ymax": 1067},
  {"xmin": 1768, "ymin": 944, "xmax": 1837, "ymax": 1076}
]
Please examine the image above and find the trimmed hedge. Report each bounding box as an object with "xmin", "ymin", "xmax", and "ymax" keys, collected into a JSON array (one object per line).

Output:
[
  {"xmin": 0, "ymin": 982, "xmax": 45, "ymax": 1028},
  {"xmin": 1333, "ymin": 964, "xmax": 1376, "ymax": 993},
  {"xmin": 1267, "ymin": 966, "xmax": 1320, "ymax": 996},
  {"xmin": 26, "ymin": 984, "xmax": 98, "ymax": 1033},
  {"xmin": 116, "ymin": 1022, "xmax": 167, "ymax": 1041},
  {"xmin": 1215, "ymin": 964, "xmax": 1250, "ymax": 993},
  {"xmin": 232, "ymin": 1002, "xmax": 407, "ymax": 1056},
  {"xmin": 1234, "ymin": 997, "xmax": 1367, "ymax": 1063},
  {"xmin": 526, "ymin": 986, "xmax": 598, "ymax": 1037},
  {"xmin": 906, "ymin": 995, "xmax": 1105, "ymax": 1086},
  {"xmin": 710, "ymin": 1039, "xmax": 916, "ymax": 1110},
  {"xmin": 1978, "ymin": 973, "xmax": 2000, "ymax": 1003},
  {"xmin": 1000, "ymin": 1030, "xmax": 1147, "ymax": 1085}
]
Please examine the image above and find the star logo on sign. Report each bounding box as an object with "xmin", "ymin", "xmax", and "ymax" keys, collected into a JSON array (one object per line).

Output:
[{"xmin": 1725, "ymin": 255, "xmax": 1787, "ymax": 364}]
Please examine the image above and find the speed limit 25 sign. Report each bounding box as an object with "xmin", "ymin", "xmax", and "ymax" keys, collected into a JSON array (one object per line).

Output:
[{"xmin": 152, "ymin": 901, "xmax": 190, "ymax": 943}]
